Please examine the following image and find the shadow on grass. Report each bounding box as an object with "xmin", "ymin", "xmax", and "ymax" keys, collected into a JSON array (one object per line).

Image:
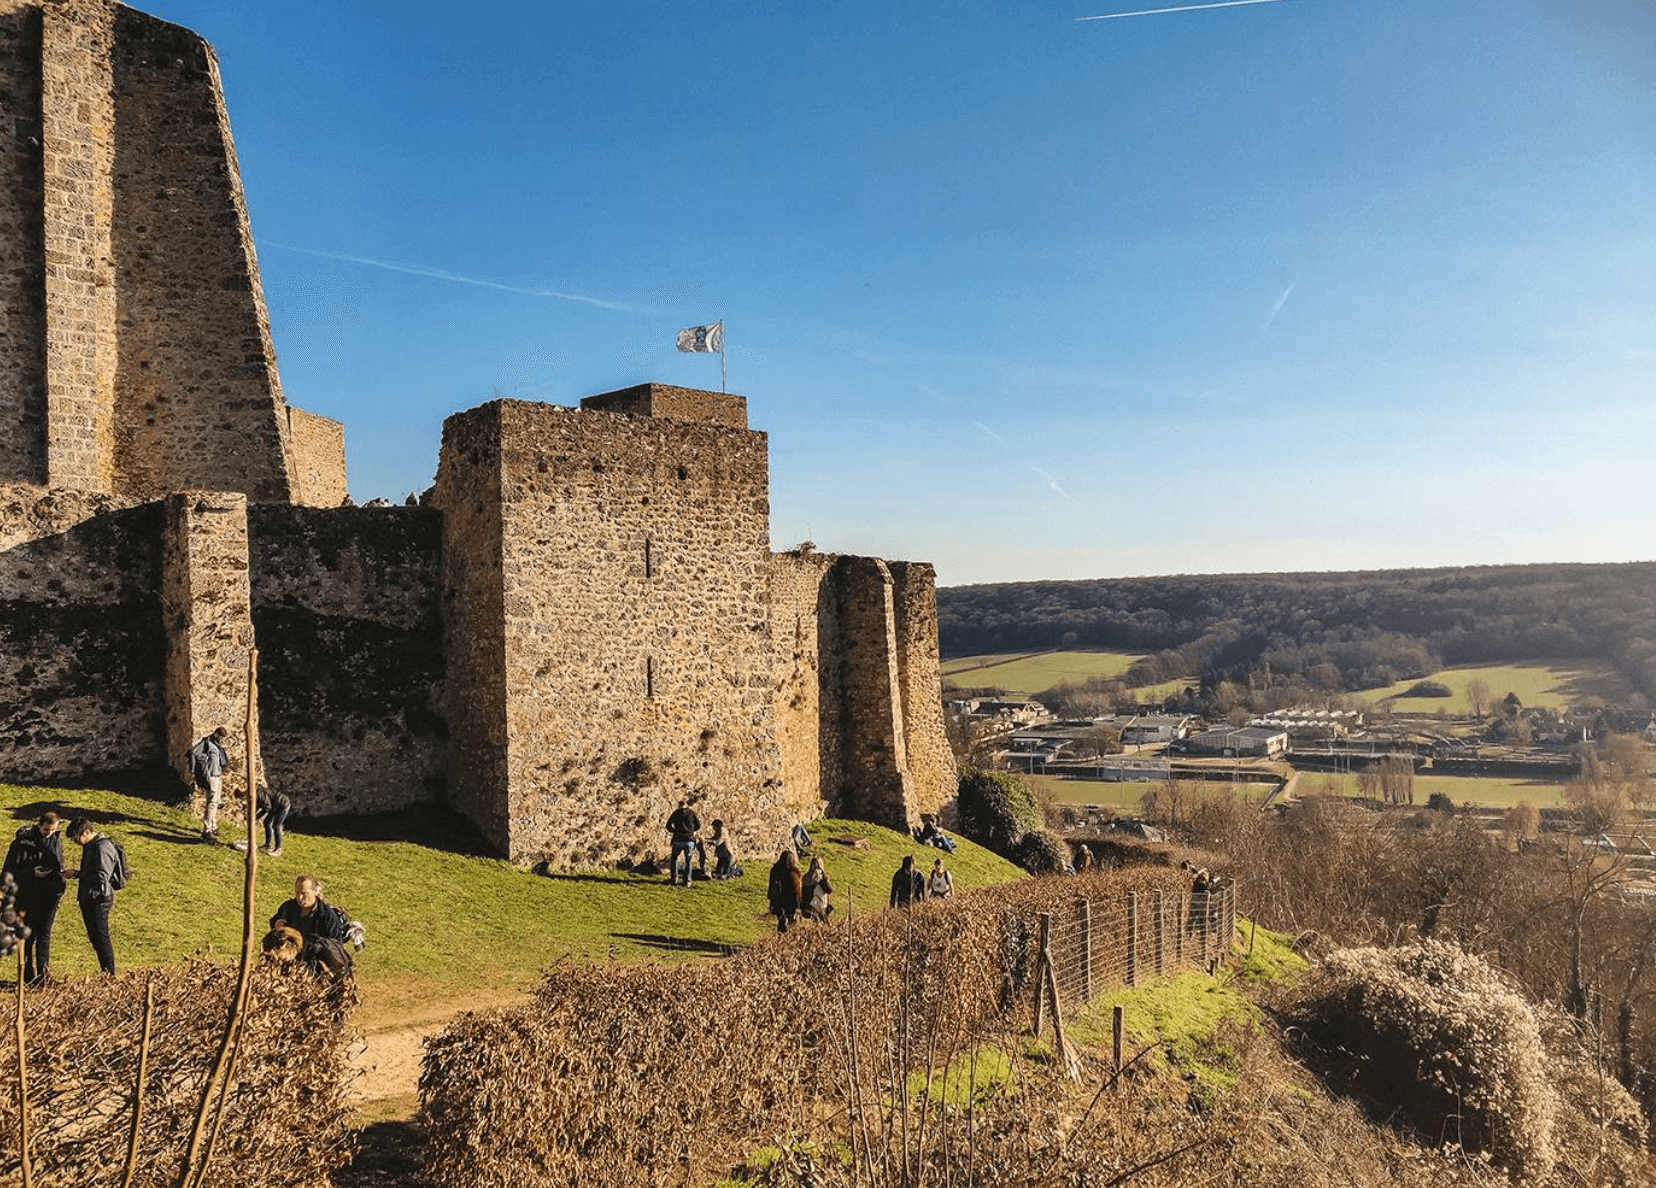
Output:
[
  {"xmin": 611, "ymin": 931, "xmax": 738, "ymax": 956},
  {"xmin": 1, "ymin": 797, "xmax": 194, "ymax": 838},
  {"xmin": 288, "ymin": 800, "xmax": 494, "ymax": 857}
]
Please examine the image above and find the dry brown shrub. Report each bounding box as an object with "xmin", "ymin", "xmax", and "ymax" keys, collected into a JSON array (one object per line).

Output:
[
  {"xmin": 1301, "ymin": 940, "xmax": 1558, "ymax": 1179},
  {"xmin": 0, "ymin": 959, "xmax": 358, "ymax": 1187},
  {"xmin": 419, "ymin": 867, "xmax": 1201, "ymax": 1188}
]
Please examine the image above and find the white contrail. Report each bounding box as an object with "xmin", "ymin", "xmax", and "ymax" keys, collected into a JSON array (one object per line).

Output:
[
  {"xmin": 1031, "ymin": 465, "xmax": 1070, "ymax": 499},
  {"xmin": 1265, "ymin": 282, "xmax": 1294, "ymax": 331},
  {"xmin": 1078, "ymin": 0, "xmax": 1286, "ymax": 21},
  {"xmin": 972, "ymin": 420, "xmax": 1005, "ymax": 443},
  {"xmin": 266, "ymin": 243, "xmax": 648, "ymax": 312}
]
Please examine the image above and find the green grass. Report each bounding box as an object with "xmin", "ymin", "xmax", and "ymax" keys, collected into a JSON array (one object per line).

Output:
[
  {"xmin": 1291, "ymin": 770, "xmax": 1567, "ymax": 809},
  {"xmin": 1364, "ymin": 659, "xmax": 1631, "ymax": 713},
  {"xmin": 1068, "ymin": 922, "xmax": 1304, "ymax": 1097},
  {"xmin": 940, "ymin": 650, "xmax": 1148, "ymax": 697},
  {"xmin": 0, "ymin": 784, "xmax": 1025, "ymax": 1028}
]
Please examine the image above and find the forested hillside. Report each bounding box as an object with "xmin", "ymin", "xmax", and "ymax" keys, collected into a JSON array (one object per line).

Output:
[{"xmin": 938, "ymin": 562, "xmax": 1656, "ymax": 699}]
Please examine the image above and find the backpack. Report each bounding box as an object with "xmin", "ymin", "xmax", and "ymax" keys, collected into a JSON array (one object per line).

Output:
[{"xmin": 107, "ymin": 838, "xmax": 131, "ymax": 891}]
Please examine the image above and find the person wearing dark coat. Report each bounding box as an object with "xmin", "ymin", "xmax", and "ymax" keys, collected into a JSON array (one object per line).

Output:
[
  {"xmin": 889, "ymin": 855, "xmax": 924, "ymax": 909},
  {"xmin": 269, "ymin": 873, "xmax": 351, "ymax": 947},
  {"xmin": 768, "ymin": 849, "xmax": 803, "ymax": 933},
  {"xmin": 665, "ymin": 800, "xmax": 701, "ymax": 887},
  {"xmin": 67, "ymin": 817, "xmax": 120, "ymax": 975},
  {"xmin": 3, "ymin": 811, "xmax": 68, "ymax": 986}
]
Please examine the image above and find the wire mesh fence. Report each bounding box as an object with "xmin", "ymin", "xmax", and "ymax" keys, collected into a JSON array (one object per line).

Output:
[{"xmin": 1037, "ymin": 881, "xmax": 1237, "ymax": 1021}]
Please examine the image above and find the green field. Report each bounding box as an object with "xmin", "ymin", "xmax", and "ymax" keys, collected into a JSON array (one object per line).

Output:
[
  {"xmin": 1292, "ymin": 770, "xmax": 1568, "ymax": 809},
  {"xmin": 941, "ymin": 649, "xmax": 1192, "ymax": 703},
  {"xmin": 1024, "ymin": 773, "xmax": 1276, "ymax": 812},
  {"xmin": 0, "ymin": 783, "xmax": 1024, "ymax": 1029},
  {"xmin": 1365, "ymin": 659, "xmax": 1631, "ymax": 714}
]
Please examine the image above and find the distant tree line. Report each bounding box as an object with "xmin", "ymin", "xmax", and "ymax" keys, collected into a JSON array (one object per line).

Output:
[{"xmin": 939, "ymin": 561, "xmax": 1656, "ymax": 705}]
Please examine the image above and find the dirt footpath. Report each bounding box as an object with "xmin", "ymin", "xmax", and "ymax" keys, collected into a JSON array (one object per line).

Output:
[{"xmin": 348, "ymin": 987, "xmax": 531, "ymax": 1119}]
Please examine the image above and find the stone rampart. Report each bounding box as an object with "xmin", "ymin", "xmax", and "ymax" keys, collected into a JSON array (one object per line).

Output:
[
  {"xmin": 161, "ymin": 491, "xmax": 253, "ymax": 806},
  {"xmin": 436, "ymin": 398, "xmax": 795, "ymax": 865},
  {"xmin": 579, "ymin": 383, "xmax": 748, "ymax": 430},
  {"xmin": 770, "ymin": 551, "xmax": 957, "ymax": 832},
  {"xmin": 247, "ymin": 505, "xmax": 446, "ymax": 814},
  {"xmin": 285, "ymin": 408, "xmax": 347, "ymax": 508},
  {"xmin": 431, "ymin": 403, "xmax": 510, "ymax": 852},
  {"xmin": 108, "ymin": 6, "xmax": 295, "ymax": 503},
  {"xmin": 0, "ymin": 490, "xmax": 164, "ymax": 779},
  {"xmin": 0, "ymin": 4, "xmax": 48, "ymax": 486}
]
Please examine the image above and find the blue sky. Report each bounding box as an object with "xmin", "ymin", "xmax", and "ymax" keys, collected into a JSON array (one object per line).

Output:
[{"xmin": 144, "ymin": 0, "xmax": 1654, "ymax": 586}]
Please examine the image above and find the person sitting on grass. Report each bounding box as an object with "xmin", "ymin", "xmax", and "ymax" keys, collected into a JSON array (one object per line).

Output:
[
  {"xmin": 269, "ymin": 873, "xmax": 351, "ymax": 949},
  {"xmin": 801, "ymin": 855, "xmax": 834, "ymax": 921}
]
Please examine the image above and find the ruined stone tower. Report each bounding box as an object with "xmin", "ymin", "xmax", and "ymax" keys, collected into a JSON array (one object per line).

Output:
[
  {"xmin": 0, "ymin": 0, "xmax": 344, "ymax": 505},
  {"xmin": 0, "ymin": 1, "xmax": 956, "ymax": 866}
]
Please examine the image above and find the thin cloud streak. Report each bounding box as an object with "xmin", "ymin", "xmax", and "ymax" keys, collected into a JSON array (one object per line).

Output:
[
  {"xmin": 267, "ymin": 243, "xmax": 649, "ymax": 312},
  {"xmin": 1265, "ymin": 282, "xmax": 1294, "ymax": 332},
  {"xmin": 1030, "ymin": 465, "xmax": 1070, "ymax": 499},
  {"xmin": 1078, "ymin": 0, "xmax": 1286, "ymax": 22},
  {"xmin": 972, "ymin": 420, "xmax": 1004, "ymax": 443}
]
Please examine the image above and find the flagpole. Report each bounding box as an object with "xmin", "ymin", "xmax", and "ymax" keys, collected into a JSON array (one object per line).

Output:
[{"xmin": 719, "ymin": 320, "xmax": 726, "ymax": 392}]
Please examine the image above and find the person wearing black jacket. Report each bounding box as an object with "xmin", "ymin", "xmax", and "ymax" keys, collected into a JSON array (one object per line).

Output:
[
  {"xmin": 664, "ymin": 800, "xmax": 701, "ymax": 887},
  {"xmin": 66, "ymin": 817, "xmax": 120, "ymax": 975},
  {"xmin": 3, "ymin": 811, "xmax": 68, "ymax": 986},
  {"xmin": 889, "ymin": 854, "xmax": 925, "ymax": 909},
  {"xmin": 269, "ymin": 873, "xmax": 351, "ymax": 946}
]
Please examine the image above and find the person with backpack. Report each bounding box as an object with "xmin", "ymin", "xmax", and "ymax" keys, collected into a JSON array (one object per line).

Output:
[
  {"xmin": 257, "ymin": 783, "xmax": 292, "ymax": 857},
  {"xmin": 66, "ymin": 817, "xmax": 125, "ymax": 976},
  {"xmin": 3, "ymin": 810, "xmax": 68, "ymax": 986},
  {"xmin": 269, "ymin": 873, "xmax": 352, "ymax": 954},
  {"xmin": 186, "ymin": 727, "xmax": 232, "ymax": 845}
]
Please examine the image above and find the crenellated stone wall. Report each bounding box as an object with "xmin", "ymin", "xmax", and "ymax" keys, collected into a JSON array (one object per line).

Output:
[
  {"xmin": 0, "ymin": 488, "xmax": 163, "ymax": 778},
  {"xmin": 0, "ymin": 1, "xmax": 961, "ymax": 868},
  {"xmin": 247, "ymin": 505, "xmax": 446, "ymax": 815},
  {"xmin": 436, "ymin": 398, "xmax": 796, "ymax": 867}
]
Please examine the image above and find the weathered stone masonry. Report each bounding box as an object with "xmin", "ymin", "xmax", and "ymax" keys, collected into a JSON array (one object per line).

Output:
[{"xmin": 0, "ymin": 2, "xmax": 957, "ymax": 865}]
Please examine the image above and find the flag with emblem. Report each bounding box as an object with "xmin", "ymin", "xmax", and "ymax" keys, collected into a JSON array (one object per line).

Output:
[{"xmin": 676, "ymin": 322, "xmax": 724, "ymax": 354}]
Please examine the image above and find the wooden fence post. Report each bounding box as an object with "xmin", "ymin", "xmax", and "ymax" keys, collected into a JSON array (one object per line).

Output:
[
  {"xmin": 1126, "ymin": 893, "xmax": 1139, "ymax": 988},
  {"xmin": 1077, "ymin": 900, "xmax": 1092, "ymax": 1003},
  {"xmin": 1112, "ymin": 1004, "xmax": 1124, "ymax": 1088},
  {"xmin": 1154, "ymin": 890, "xmax": 1167, "ymax": 978},
  {"xmin": 1033, "ymin": 912, "xmax": 1051, "ymax": 1036},
  {"xmin": 1175, "ymin": 889, "xmax": 1185, "ymax": 967}
]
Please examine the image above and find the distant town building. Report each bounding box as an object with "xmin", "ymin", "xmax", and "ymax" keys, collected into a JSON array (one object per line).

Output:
[{"xmin": 1189, "ymin": 725, "xmax": 1288, "ymax": 758}]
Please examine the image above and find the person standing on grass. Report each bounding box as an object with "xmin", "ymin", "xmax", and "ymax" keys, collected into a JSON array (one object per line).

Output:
[
  {"xmin": 889, "ymin": 855, "xmax": 924, "ymax": 908},
  {"xmin": 665, "ymin": 798, "xmax": 701, "ymax": 887},
  {"xmin": 186, "ymin": 726, "xmax": 232, "ymax": 844},
  {"xmin": 768, "ymin": 849, "xmax": 803, "ymax": 933},
  {"xmin": 927, "ymin": 856, "xmax": 954, "ymax": 900},
  {"xmin": 3, "ymin": 810, "xmax": 68, "ymax": 986},
  {"xmin": 708, "ymin": 818, "xmax": 736, "ymax": 879},
  {"xmin": 66, "ymin": 817, "xmax": 120, "ymax": 976}
]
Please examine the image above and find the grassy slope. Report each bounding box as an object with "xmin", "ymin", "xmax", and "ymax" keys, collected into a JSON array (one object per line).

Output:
[
  {"xmin": 1364, "ymin": 658, "xmax": 1630, "ymax": 713},
  {"xmin": 0, "ymin": 784, "xmax": 1024, "ymax": 1027}
]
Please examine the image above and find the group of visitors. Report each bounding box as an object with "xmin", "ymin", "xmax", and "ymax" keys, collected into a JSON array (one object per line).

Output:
[
  {"xmin": 889, "ymin": 853, "xmax": 954, "ymax": 908},
  {"xmin": 2, "ymin": 727, "xmax": 338, "ymax": 986},
  {"xmin": 3, "ymin": 811, "xmax": 128, "ymax": 983},
  {"xmin": 662, "ymin": 799, "xmax": 740, "ymax": 885},
  {"xmin": 766, "ymin": 850, "xmax": 835, "ymax": 933}
]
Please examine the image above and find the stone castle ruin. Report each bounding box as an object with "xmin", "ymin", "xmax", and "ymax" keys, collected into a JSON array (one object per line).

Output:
[{"xmin": 0, "ymin": 0, "xmax": 956, "ymax": 864}]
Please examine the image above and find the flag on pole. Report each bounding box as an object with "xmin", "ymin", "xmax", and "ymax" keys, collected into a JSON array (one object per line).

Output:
[{"xmin": 676, "ymin": 322, "xmax": 723, "ymax": 354}]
